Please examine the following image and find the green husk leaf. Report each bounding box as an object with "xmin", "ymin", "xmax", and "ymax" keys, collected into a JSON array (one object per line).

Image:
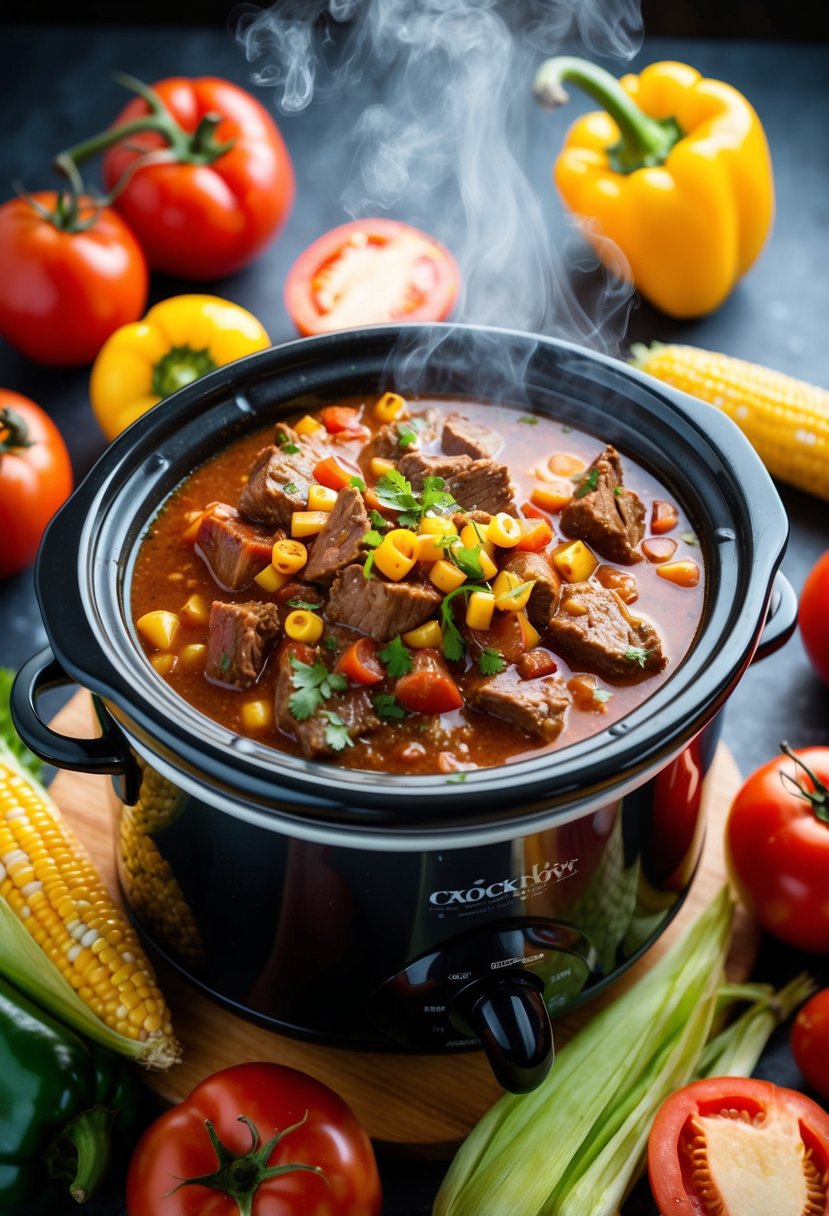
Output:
[{"xmin": 0, "ymin": 667, "xmax": 44, "ymax": 779}]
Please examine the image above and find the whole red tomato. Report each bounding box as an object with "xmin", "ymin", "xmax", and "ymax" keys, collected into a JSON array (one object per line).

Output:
[
  {"xmin": 725, "ymin": 744, "xmax": 829, "ymax": 952},
  {"xmin": 792, "ymin": 988, "xmax": 829, "ymax": 1103},
  {"xmin": 100, "ymin": 77, "xmax": 295, "ymax": 280},
  {"xmin": 0, "ymin": 193, "xmax": 148, "ymax": 366},
  {"xmin": 125, "ymin": 1062, "xmax": 382, "ymax": 1216},
  {"xmin": 0, "ymin": 390, "xmax": 73, "ymax": 577},
  {"xmin": 799, "ymin": 550, "xmax": 829, "ymax": 686}
]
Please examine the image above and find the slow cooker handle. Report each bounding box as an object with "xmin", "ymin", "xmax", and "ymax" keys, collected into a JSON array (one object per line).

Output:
[
  {"xmin": 10, "ymin": 647, "xmax": 141, "ymax": 803},
  {"xmin": 753, "ymin": 572, "xmax": 798, "ymax": 663}
]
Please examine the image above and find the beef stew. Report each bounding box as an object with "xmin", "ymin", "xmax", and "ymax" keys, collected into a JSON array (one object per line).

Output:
[{"xmin": 130, "ymin": 394, "xmax": 705, "ymax": 775}]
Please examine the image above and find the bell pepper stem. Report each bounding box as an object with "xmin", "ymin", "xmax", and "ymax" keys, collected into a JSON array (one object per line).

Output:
[
  {"xmin": 533, "ymin": 55, "xmax": 682, "ymax": 173},
  {"xmin": 63, "ymin": 1106, "xmax": 114, "ymax": 1204}
]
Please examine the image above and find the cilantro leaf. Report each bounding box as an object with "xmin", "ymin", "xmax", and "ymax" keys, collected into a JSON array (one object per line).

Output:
[
  {"xmin": 320, "ymin": 711, "xmax": 354, "ymax": 751},
  {"xmin": 446, "ymin": 772, "xmax": 468, "ymax": 783},
  {"xmin": 574, "ymin": 468, "xmax": 599, "ymax": 498},
  {"xmin": 439, "ymin": 583, "xmax": 490, "ymax": 662},
  {"xmin": 420, "ymin": 475, "xmax": 457, "ymax": 518},
  {"xmin": 283, "ymin": 482, "xmax": 299, "ymax": 495},
  {"xmin": 478, "ymin": 647, "xmax": 506, "ymax": 675},
  {"xmin": 363, "ymin": 552, "xmax": 376, "ymax": 580},
  {"xmin": 593, "ymin": 688, "xmax": 613, "ymax": 704},
  {"xmin": 363, "ymin": 530, "xmax": 384, "ymax": 549},
  {"xmin": 624, "ymin": 647, "xmax": 650, "ymax": 668},
  {"xmin": 378, "ymin": 636, "xmax": 414, "ymax": 678},
  {"xmin": 349, "ymin": 474, "xmax": 366, "ymax": 492},
  {"xmin": 518, "ymin": 415, "xmax": 539, "ymax": 426},
  {"xmin": 375, "ymin": 469, "xmax": 420, "ymax": 519},
  {"xmin": 370, "ymin": 510, "xmax": 390, "ymax": 531},
  {"xmin": 681, "ymin": 531, "xmax": 698, "ymax": 546},
  {"xmin": 286, "ymin": 597, "xmax": 322, "ymax": 611},
  {"xmin": 0, "ymin": 668, "xmax": 44, "ymax": 779},
  {"xmin": 375, "ymin": 469, "xmax": 457, "ymax": 528},
  {"xmin": 276, "ymin": 432, "xmax": 301, "ymax": 454},
  {"xmin": 449, "ymin": 543, "xmax": 484, "ymax": 581},
  {"xmin": 324, "ymin": 635, "xmax": 338, "ymax": 651},
  {"xmin": 373, "ymin": 692, "xmax": 408, "ymax": 721},
  {"xmin": 397, "ymin": 425, "xmax": 418, "ymax": 449},
  {"xmin": 288, "ymin": 657, "xmax": 348, "ymax": 721}
]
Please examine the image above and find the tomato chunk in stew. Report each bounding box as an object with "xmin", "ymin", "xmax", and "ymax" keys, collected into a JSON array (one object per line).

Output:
[{"xmin": 130, "ymin": 396, "xmax": 705, "ymax": 774}]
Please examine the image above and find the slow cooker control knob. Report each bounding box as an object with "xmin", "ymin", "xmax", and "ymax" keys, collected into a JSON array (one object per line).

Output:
[{"xmin": 449, "ymin": 973, "xmax": 554, "ymax": 1093}]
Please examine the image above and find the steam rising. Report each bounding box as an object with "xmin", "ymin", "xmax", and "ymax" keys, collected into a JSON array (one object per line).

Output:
[{"xmin": 237, "ymin": 0, "xmax": 642, "ymax": 357}]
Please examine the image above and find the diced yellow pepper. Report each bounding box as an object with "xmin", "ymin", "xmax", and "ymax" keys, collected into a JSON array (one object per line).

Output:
[
  {"xmin": 374, "ymin": 391, "xmax": 407, "ymax": 423},
  {"xmin": 553, "ymin": 539, "xmax": 598, "ymax": 583},
  {"xmin": 284, "ymin": 610, "xmax": 324, "ymax": 644},
  {"xmin": 493, "ymin": 570, "xmax": 534, "ymax": 611},
  {"xmin": 460, "ymin": 522, "xmax": 495, "ymax": 558},
  {"xmin": 136, "ymin": 610, "xmax": 180, "ymax": 652},
  {"xmin": 272, "ymin": 538, "xmax": 308, "ymax": 574},
  {"xmin": 180, "ymin": 594, "xmax": 210, "ymax": 626},
  {"xmin": 291, "ymin": 511, "xmax": 329, "ymax": 538},
  {"xmin": 253, "ymin": 565, "xmax": 288, "ymax": 592},
  {"xmin": 422, "ymin": 516, "xmax": 457, "ymax": 537},
  {"xmin": 402, "ymin": 619, "xmax": 444, "ymax": 648},
  {"xmin": 307, "ymin": 484, "xmax": 338, "ymax": 512},
  {"xmin": 150, "ymin": 653, "xmax": 177, "ymax": 676},
  {"xmin": 179, "ymin": 643, "xmax": 207, "ymax": 668},
  {"xmin": 488, "ymin": 512, "xmax": 522, "ymax": 548},
  {"xmin": 478, "ymin": 550, "xmax": 498, "ymax": 580},
  {"xmin": 517, "ymin": 611, "xmax": 541, "ymax": 649},
  {"xmin": 374, "ymin": 529, "xmax": 418, "ymax": 581},
  {"xmin": 417, "ymin": 532, "xmax": 450, "ymax": 563},
  {"xmin": 370, "ymin": 456, "xmax": 396, "ymax": 479},
  {"xmin": 241, "ymin": 700, "xmax": 274, "ymax": 730},
  {"xmin": 294, "ymin": 414, "xmax": 324, "ymax": 436},
  {"xmin": 466, "ymin": 591, "xmax": 495, "ymax": 630},
  {"xmin": 430, "ymin": 559, "xmax": 468, "ymax": 593}
]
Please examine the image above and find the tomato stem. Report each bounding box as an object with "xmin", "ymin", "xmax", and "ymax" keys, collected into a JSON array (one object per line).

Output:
[
  {"xmin": 779, "ymin": 741, "xmax": 829, "ymax": 825},
  {"xmin": 164, "ymin": 1111, "xmax": 328, "ymax": 1216},
  {"xmin": 0, "ymin": 407, "xmax": 33, "ymax": 455},
  {"xmin": 54, "ymin": 72, "xmax": 236, "ymax": 190}
]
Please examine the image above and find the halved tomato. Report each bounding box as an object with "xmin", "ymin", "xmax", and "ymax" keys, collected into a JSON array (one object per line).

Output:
[
  {"xmin": 647, "ymin": 1076, "xmax": 829, "ymax": 1215},
  {"xmin": 285, "ymin": 218, "xmax": 460, "ymax": 336}
]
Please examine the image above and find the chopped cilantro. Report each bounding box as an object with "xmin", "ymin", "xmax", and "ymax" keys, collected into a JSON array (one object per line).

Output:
[
  {"xmin": 324, "ymin": 635, "xmax": 338, "ymax": 651},
  {"xmin": 374, "ymin": 468, "xmax": 457, "ymax": 528},
  {"xmin": 478, "ymin": 647, "xmax": 506, "ymax": 675},
  {"xmin": 593, "ymin": 688, "xmax": 613, "ymax": 704},
  {"xmin": 397, "ymin": 425, "xmax": 418, "ymax": 449},
  {"xmin": 370, "ymin": 510, "xmax": 390, "ymax": 531},
  {"xmin": 420, "ymin": 475, "xmax": 457, "ymax": 518},
  {"xmin": 378, "ymin": 636, "xmax": 413, "ymax": 678},
  {"xmin": 220, "ymin": 653, "xmax": 231, "ymax": 671},
  {"xmin": 286, "ymin": 597, "xmax": 322, "ymax": 611},
  {"xmin": 446, "ymin": 772, "xmax": 468, "ymax": 783},
  {"xmin": 320, "ymin": 711, "xmax": 354, "ymax": 751},
  {"xmin": 373, "ymin": 692, "xmax": 408, "ymax": 720},
  {"xmin": 574, "ymin": 468, "xmax": 599, "ymax": 498},
  {"xmin": 288, "ymin": 657, "xmax": 348, "ymax": 721},
  {"xmin": 561, "ymin": 424, "xmax": 572, "ymax": 434},
  {"xmin": 363, "ymin": 552, "xmax": 376, "ymax": 579},
  {"xmin": 349, "ymin": 474, "xmax": 366, "ymax": 492},
  {"xmin": 440, "ymin": 583, "xmax": 490, "ymax": 661},
  {"xmin": 277, "ymin": 433, "xmax": 301, "ymax": 454},
  {"xmin": 681, "ymin": 531, "xmax": 698, "ymax": 546},
  {"xmin": 518, "ymin": 415, "xmax": 539, "ymax": 425},
  {"xmin": 437, "ymin": 535, "xmax": 484, "ymax": 581},
  {"xmin": 283, "ymin": 482, "xmax": 299, "ymax": 495},
  {"xmin": 612, "ymin": 485, "xmax": 622, "ymax": 497},
  {"xmin": 624, "ymin": 647, "xmax": 650, "ymax": 668},
  {"xmin": 362, "ymin": 528, "xmax": 383, "ymax": 580}
]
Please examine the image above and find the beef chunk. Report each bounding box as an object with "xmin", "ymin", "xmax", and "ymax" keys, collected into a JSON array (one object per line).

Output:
[
  {"xmin": 362, "ymin": 410, "xmax": 440, "ymax": 466},
  {"xmin": 464, "ymin": 668, "xmax": 571, "ymax": 742},
  {"xmin": 237, "ymin": 444, "xmax": 315, "ymax": 530},
  {"xmin": 398, "ymin": 452, "xmax": 516, "ymax": 516},
  {"xmin": 275, "ymin": 421, "xmax": 330, "ymax": 464},
  {"xmin": 327, "ymin": 564, "xmax": 442, "ymax": 642},
  {"xmin": 273, "ymin": 644, "xmax": 380, "ymax": 758},
  {"xmin": 304, "ymin": 486, "xmax": 370, "ymax": 584},
  {"xmin": 560, "ymin": 445, "xmax": 645, "ymax": 564},
  {"xmin": 501, "ymin": 551, "xmax": 561, "ymax": 631},
  {"xmin": 452, "ymin": 509, "xmax": 492, "ymax": 529},
  {"xmin": 194, "ymin": 502, "xmax": 276, "ymax": 591},
  {"xmin": 442, "ymin": 413, "xmax": 503, "ymax": 459},
  {"xmin": 547, "ymin": 581, "xmax": 667, "ymax": 680},
  {"xmin": 205, "ymin": 600, "xmax": 280, "ymax": 688}
]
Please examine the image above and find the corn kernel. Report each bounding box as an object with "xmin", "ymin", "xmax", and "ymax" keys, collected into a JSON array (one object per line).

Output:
[
  {"xmin": 460, "ymin": 522, "xmax": 495, "ymax": 558},
  {"xmin": 291, "ymin": 511, "xmax": 329, "ymax": 538},
  {"xmin": 150, "ymin": 654, "xmax": 177, "ymax": 676},
  {"xmin": 374, "ymin": 391, "xmax": 407, "ymax": 423},
  {"xmin": 241, "ymin": 700, "xmax": 274, "ymax": 730},
  {"xmin": 553, "ymin": 539, "xmax": 598, "ymax": 583},
  {"xmin": 402, "ymin": 619, "xmax": 444, "ymax": 648},
  {"xmin": 370, "ymin": 456, "xmax": 396, "ymax": 479},
  {"xmin": 488, "ymin": 513, "xmax": 522, "ymax": 548},
  {"xmin": 517, "ymin": 611, "xmax": 541, "ymax": 649},
  {"xmin": 307, "ymin": 484, "xmax": 338, "ymax": 512},
  {"xmin": 478, "ymin": 551, "xmax": 498, "ymax": 580},
  {"xmin": 136, "ymin": 611, "xmax": 180, "ymax": 652},
  {"xmin": 374, "ymin": 530, "xmax": 418, "ymax": 581},
  {"xmin": 494, "ymin": 576, "xmax": 534, "ymax": 612},
  {"xmin": 417, "ymin": 532, "xmax": 451, "ymax": 563},
  {"xmin": 430, "ymin": 559, "xmax": 467, "ymax": 593},
  {"xmin": 179, "ymin": 643, "xmax": 207, "ymax": 669},
  {"xmin": 284, "ymin": 610, "xmax": 324, "ymax": 643},
  {"xmin": 180, "ymin": 594, "xmax": 210, "ymax": 626},
  {"xmin": 272, "ymin": 538, "xmax": 308, "ymax": 574},
  {"xmin": 466, "ymin": 591, "xmax": 495, "ymax": 630},
  {"xmin": 294, "ymin": 414, "xmax": 324, "ymax": 436}
]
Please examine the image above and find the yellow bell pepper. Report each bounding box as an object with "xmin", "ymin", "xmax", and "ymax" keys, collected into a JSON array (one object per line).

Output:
[
  {"xmin": 89, "ymin": 294, "xmax": 270, "ymax": 439},
  {"xmin": 533, "ymin": 58, "xmax": 774, "ymax": 318}
]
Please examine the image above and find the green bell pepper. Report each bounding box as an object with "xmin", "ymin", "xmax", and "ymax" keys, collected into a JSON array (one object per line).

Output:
[{"xmin": 0, "ymin": 973, "xmax": 149, "ymax": 1212}]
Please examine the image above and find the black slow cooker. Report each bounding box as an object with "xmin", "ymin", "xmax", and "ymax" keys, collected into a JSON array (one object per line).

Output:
[{"xmin": 11, "ymin": 324, "xmax": 795, "ymax": 1094}]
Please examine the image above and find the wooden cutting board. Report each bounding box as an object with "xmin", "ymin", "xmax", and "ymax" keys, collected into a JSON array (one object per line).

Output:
[{"xmin": 48, "ymin": 692, "xmax": 755, "ymax": 1155}]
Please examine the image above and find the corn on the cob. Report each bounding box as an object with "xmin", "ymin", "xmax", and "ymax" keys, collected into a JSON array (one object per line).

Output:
[
  {"xmin": 0, "ymin": 741, "xmax": 180, "ymax": 1069},
  {"xmin": 630, "ymin": 342, "xmax": 829, "ymax": 502}
]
